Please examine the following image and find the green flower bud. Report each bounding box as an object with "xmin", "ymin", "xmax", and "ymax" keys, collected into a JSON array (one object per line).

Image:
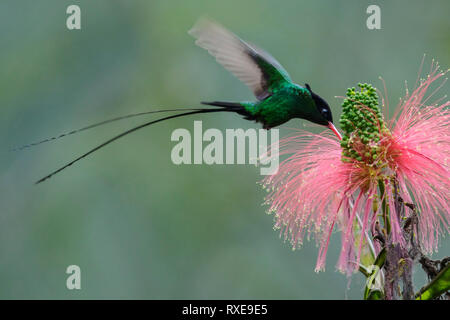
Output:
[{"xmin": 339, "ymin": 83, "xmax": 388, "ymax": 164}]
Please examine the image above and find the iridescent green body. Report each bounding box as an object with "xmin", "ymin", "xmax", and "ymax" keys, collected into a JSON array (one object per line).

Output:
[{"xmin": 241, "ymin": 83, "xmax": 324, "ymax": 129}]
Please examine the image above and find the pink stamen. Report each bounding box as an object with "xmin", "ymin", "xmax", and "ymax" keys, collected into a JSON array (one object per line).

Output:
[{"xmin": 263, "ymin": 63, "xmax": 450, "ymax": 274}]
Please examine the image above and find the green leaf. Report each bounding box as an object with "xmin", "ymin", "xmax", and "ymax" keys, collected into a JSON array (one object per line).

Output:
[
  {"xmin": 366, "ymin": 290, "xmax": 383, "ymax": 300},
  {"xmin": 359, "ymin": 265, "xmax": 370, "ymax": 278},
  {"xmin": 415, "ymin": 264, "xmax": 450, "ymax": 300},
  {"xmin": 363, "ymin": 248, "xmax": 386, "ymax": 300}
]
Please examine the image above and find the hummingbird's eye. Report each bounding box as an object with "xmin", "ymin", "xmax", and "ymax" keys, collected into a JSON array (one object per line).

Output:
[{"xmin": 321, "ymin": 108, "xmax": 333, "ymax": 122}]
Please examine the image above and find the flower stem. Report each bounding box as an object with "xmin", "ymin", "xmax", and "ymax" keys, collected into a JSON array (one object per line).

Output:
[{"xmin": 378, "ymin": 179, "xmax": 391, "ymax": 235}]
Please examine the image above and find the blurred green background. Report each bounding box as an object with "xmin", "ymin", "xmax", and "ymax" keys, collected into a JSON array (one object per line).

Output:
[{"xmin": 0, "ymin": 0, "xmax": 449, "ymax": 299}]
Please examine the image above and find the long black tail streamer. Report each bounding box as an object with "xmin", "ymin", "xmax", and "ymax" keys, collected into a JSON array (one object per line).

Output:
[
  {"xmin": 35, "ymin": 109, "xmax": 231, "ymax": 184},
  {"xmin": 12, "ymin": 108, "xmax": 207, "ymax": 151}
]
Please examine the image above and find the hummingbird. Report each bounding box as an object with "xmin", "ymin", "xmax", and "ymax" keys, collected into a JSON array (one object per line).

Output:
[
  {"xmin": 190, "ymin": 19, "xmax": 340, "ymax": 134},
  {"xmin": 19, "ymin": 18, "xmax": 341, "ymax": 184}
]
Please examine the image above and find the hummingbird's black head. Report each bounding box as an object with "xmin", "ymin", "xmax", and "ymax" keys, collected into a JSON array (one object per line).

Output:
[{"xmin": 305, "ymin": 83, "xmax": 333, "ymax": 125}]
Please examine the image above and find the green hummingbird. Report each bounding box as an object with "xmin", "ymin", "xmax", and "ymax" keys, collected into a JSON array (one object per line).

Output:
[
  {"xmin": 190, "ymin": 18, "xmax": 340, "ymax": 135},
  {"xmin": 18, "ymin": 18, "xmax": 341, "ymax": 184}
]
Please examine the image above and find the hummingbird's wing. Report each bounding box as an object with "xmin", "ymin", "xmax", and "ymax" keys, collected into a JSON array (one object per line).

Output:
[{"xmin": 189, "ymin": 18, "xmax": 292, "ymax": 100}]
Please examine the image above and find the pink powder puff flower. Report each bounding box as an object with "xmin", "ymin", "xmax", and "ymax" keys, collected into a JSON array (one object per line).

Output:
[{"xmin": 262, "ymin": 62, "xmax": 450, "ymax": 274}]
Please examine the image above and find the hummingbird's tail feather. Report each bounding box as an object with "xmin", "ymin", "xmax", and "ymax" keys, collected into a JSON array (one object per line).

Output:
[
  {"xmin": 34, "ymin": 108, "xmax": 235, "ymax": 184},
  {"xmin": 201, "ymin": 100, "xmax": 246, "ymax": 113},
  {"xmin": 201, "ymin": 101, "xmax": 255, "ymax": 120},
  {"xmin": 12, "ymin": 108, "xmax": 206, "ymax": 152},
  {"xmin": 201, "ymin": 101, "xmax": 242, "ymax": 108}
]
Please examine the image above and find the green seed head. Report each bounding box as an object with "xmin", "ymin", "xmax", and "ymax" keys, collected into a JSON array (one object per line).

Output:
[{"xmin": 340, "ymin": 83, "xmax": 388, "ymax": 164}]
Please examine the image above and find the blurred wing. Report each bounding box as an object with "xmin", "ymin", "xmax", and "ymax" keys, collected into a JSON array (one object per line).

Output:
[{"xmin": 189, "ymin": 18, "xmax": 291, "ymax": 100}]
